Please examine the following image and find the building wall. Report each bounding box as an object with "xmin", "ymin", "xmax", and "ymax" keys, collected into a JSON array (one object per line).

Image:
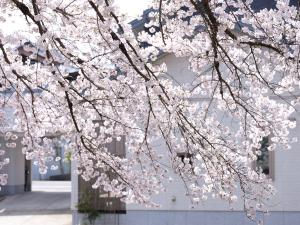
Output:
[
  {"xmin": 270, "ymin": 108, "xmax": 300, "ymax": 212},
  {"xmin": 73, "ymin": 211, "xmax": 300, "ymax": 225},
  {"xmin": 0, "ymin": 132, "xmax": 25, "ymax": 196},
  {"xmin": 72, "ymin": 54, "xmax": 300, "ymax": 224},
  {"xmin": 127, "ymin": 54, "xmax": 300, "ymax": 212},
  {"xmin": 31, "ymin": 137, "xmax": 71, "ymax": 181}
]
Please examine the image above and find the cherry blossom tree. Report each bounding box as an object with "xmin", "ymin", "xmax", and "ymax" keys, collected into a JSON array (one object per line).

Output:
[
  {"xmin": 0, "ymin": 0, "xmax": 299, "ymax": 220},
  {"xmin": 0, "ymin": 110, "xmax": 9, "ymax": 188}
]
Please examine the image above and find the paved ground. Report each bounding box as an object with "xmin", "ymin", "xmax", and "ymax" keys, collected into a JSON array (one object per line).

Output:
[
  {"xmin": 0, "ymin": 214, "xmax": 72, "ymax": 225},
  {"xmin": 0, "ymin": 181, "xmax": 72, "ymax": 225},
  {"xmin": 32, "ymin": 180, "xmax": 71, "ymax": 192}
]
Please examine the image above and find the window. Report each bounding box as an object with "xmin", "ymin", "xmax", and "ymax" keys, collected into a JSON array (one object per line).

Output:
[
  {"xmin": 176, "ymin": 152, "xmax": 193, "ymax": 166},
  {"xmin": 255, "ymin": 136, "xmax": 274, "ymax": 179}
]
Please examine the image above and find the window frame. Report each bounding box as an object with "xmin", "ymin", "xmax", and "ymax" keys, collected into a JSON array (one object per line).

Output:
[{"xmin": 253, "ymin": 136, "xmax": 275, "ymax": 180}]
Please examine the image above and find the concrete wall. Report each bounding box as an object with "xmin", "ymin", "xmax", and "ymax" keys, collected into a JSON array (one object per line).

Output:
[
  {"xmin": 0, "ymin": 132, "xmax": 25, "ymax": 196},
  {"xmin": 73, "ymin": 211, "xmax": 300, "ymax": 225}
]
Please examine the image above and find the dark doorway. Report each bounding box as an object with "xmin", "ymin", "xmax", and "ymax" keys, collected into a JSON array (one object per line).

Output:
[{"xmin": 24, "ymin": 159, "xmax": 31, "ymax": 192}]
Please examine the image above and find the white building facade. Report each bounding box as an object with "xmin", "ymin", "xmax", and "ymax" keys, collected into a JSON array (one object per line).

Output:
[{"xmin": 71, "ymin": 54, "xmax": 300, "ymax": 225}]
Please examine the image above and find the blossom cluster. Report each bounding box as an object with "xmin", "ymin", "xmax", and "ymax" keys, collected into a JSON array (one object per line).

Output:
[{"xmin": 0, "ymin": 0, "xmax": 299, "ymax": 220}]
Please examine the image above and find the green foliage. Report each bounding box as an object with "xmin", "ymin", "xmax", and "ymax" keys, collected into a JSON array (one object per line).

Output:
[
  {"xmin": 77, "ymin": 190, "xmax": 101, "ymax": 225},
  {"xmin": 64, "ymin": 151, "xmax": 72, "ymax": 163}
]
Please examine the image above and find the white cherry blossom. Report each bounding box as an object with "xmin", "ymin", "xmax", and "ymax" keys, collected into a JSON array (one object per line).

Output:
[{"xmin": 0, "ymin": 0, "xmax": 299, "ymax": 221}]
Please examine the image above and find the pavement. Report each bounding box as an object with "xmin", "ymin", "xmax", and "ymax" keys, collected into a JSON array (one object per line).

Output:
[
  {"xmin": 0, "ymin": 214, "xmax": 72, "ymax": 225},
  {"xmin": 0, "ymin": 181, "xmax": 72, "ymax": 225},
  {"xmin": 32, "ymin": 180, "xmax": 71, "ymax": 193}
]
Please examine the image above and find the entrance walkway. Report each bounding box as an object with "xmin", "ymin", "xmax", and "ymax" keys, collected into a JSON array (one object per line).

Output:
[{"xmin": 0, "ymin": 181, "xmax": 72, "ymax": 225}]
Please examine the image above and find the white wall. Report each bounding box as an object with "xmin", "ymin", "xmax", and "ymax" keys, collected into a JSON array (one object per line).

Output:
[
  {"xmin": 71, "ymin": 54, "xmax": 300, "ymax": 214},
  {"xmin": 0, "ymin": 132, "xmax": 25, "ymax": 195},
  {"xmin": 127, "ymin": 54, "xmax": 300, "ymax": 212},
  {"xmin": 268, "ymin": 106, "xmax": 300, "ymax": 211}
]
